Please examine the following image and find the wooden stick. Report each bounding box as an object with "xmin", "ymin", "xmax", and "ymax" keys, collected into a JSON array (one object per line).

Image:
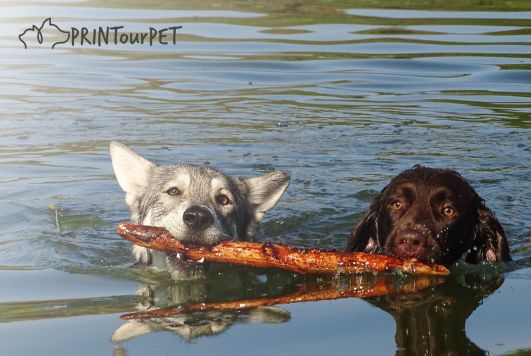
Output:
[{"xmin": 116, "ymin": 223, "xmax": 449, "ymax": 276}]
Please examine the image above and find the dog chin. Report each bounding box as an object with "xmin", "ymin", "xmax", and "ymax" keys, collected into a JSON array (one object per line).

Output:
[
  {"xmin": 166, "ymin": 253, "xmax": 210, "ymax": 280},
  {"xmin": 158, "ymin": 229, "xmax": 226, "ymax": 280}
]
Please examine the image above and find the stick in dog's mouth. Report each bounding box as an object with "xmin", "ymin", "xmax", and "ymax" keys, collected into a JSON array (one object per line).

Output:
[{"xmin": 117, "ymin": 223, "xmax": 450, "ymax": 276}]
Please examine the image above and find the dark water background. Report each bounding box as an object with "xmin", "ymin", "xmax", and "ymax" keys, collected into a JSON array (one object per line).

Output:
[{"xmin": 0, "ymin": 1, "xmax": 530, "ymax": 355}]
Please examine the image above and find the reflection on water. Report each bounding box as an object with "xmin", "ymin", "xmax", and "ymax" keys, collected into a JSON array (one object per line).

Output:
[
  {"xmin": 0, "ymin": 0, "xmax": 530, "ymax": 355},
  {"xmin": 113, "ymin": 270, "xmax": 445, "ymax": 344},
  {"xmin": 107, "ymin": 270, "xmax": 503, "ymax": 356},
  {"xmin": 0, "ymin": 268, "xmax": 507, "ymax": 356},
  {"xmin": 369, "ymin": 272, "xmax": 504, "ymax": 356},
  {"xmin": 112, "ymin": 268, "xmax": 297, "ymax": 343}
]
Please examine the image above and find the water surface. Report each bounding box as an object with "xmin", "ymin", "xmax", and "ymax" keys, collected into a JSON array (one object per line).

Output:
[{"xmin": 0, "ymin": 1, "xmax": 530, "ymax": 355}]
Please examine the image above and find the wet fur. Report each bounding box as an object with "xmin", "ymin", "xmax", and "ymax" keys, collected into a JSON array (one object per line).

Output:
[
  {"xmin": 110, "ymin": 141, "xmax": 290, "ymax": 279},
  {"xmin": 347, "ymin": 165, "xmax": 511, "ymax": 266}
]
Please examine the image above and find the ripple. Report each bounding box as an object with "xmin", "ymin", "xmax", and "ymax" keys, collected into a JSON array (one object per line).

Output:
[
  {"xmin": 345, "ymin": 9, "xmax": 531, "ymax": 19},
  {"xmin": 0, "ymin": 1, "xmax": 530, "ymax": 274}
]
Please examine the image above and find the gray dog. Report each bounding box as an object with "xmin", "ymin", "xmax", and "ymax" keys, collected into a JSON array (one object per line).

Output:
[{"xmin": 110, "ymin": 141, "xmax": 290, "ymax": 280}]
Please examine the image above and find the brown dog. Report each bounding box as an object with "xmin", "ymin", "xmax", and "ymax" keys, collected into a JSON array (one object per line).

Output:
[{"xmin": 347, "ymin": 165, "xmax": 511, "ymax": 266}]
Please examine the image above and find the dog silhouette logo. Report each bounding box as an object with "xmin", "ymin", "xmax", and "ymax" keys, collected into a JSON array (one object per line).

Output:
[{"xmin": 19, "ymin": 18, "xmax": 69, "ymax": 49}]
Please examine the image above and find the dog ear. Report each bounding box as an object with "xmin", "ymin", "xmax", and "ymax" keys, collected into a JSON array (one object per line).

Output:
[
  {"xmin": 347, "ymin": 214, "xmax": 379, "ymax": 253},
  {"xmin": 109, "ymin": 141, "xmax": 156, "ymax": 207},
  {"xmin": 243, "ymin": 171, "xmax": 290, "ymax": 222},
  {"xmin": 111, "ymin": 321, "xmax": 153, "ymax": 343},
  {"xmin": 347, "ymin": 205, "xmax": 380, "ymax": 253},
  {"xmin": 466, "ymin": 205, "xmax": 511, "ymax": 263},
  {"xmin": 246, "ymin": 306, "xmax": 291, "ymax": 324}
]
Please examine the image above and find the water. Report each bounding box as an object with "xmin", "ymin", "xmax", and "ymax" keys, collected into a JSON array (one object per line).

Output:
[{"xmin": 0, "ymin": 1, "xmax": 530, "ymax": 355}]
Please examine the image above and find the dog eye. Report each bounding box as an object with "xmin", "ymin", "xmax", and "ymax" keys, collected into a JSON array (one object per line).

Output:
[
  {"xmin": 216, "ymin": 194, "xmax": 231, "ymax": 206},
  {"xmin": 443, "ymin": 207, "xmax": 456, "ymax": 217},
  {"xmin": 391, "ymin": 200, "xmax": 403, "ymax": 211},
  {"xmin": 165, "ymin": 187, "xmax": 181, "ymax": 196}
]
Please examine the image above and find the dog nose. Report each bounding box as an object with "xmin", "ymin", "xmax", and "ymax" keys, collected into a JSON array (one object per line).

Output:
[
  {"xmin": 183, "ymin": 205, "xmax": 214, "ymax": 231},
  {"xmin": 395, "ymin": 231, "xmax": 425, "ymax": 257}
]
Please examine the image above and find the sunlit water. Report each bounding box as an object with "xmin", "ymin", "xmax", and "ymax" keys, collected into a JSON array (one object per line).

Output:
[{"xmin": 0, "ymin": 1, "xmax": 530, "ymax": 355}]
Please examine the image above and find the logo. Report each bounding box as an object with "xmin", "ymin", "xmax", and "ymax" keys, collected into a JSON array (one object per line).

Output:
[
  {"xmin": 19, "ymin": 18, "xmax": 182, "ymax": 49},
  {"xmin": 19, "ymin": 18, "xmax": 69, "ymax": 49}
]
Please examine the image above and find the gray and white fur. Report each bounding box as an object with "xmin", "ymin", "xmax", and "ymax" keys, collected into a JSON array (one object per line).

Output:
[{"xmin": 110, "ymin": 141, "xmax": 290, "ymax": 280}]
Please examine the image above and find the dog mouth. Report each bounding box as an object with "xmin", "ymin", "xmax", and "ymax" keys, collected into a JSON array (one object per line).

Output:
[
  {"xmin": 166, "ymin": 252, "xmax": 210, "ymax": 280},
  {"xmin": 163, "ymin": 227, "xmax": 225, "ymax": 279}
]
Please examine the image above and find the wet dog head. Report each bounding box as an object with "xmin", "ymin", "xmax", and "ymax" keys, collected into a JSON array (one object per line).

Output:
[
  {"xmin": 110, "ymin": 141, "xmax": 290, "ymax": 279},
  {"xmin": 347, "ymin": 165, "xmax": 511, "ymax": 266}
]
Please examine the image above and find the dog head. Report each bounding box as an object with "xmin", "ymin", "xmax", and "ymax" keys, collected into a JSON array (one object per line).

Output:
[
  {"xmin": 110, "ymin": 141, "xmax": 290, "ymax": 279},
  {"xmin": 111, "ymin": 283, "xmax": 290, "ymax": 343},
  {"xmin": 347, "ymin": 165, "xmax": 511, "ymax": 266},
  {"xmin": 111, "ymin": 306, "xmax": 290, "ymax": 342}
]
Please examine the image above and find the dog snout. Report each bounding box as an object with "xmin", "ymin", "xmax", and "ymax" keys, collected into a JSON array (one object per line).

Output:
[
  {"xmin": 183, "ymin": 205, "xmax": 214, "ymax": 231},
  {"xmin": 395, "ymin": 230, "xmax": 426, "ymax": 258}
]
